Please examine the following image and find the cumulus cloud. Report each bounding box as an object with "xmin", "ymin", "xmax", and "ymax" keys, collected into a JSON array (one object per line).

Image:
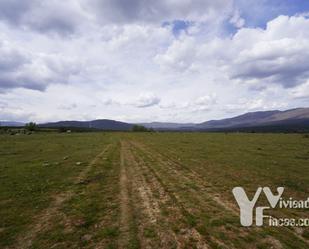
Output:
[
  {"xmin": 26, "ymin": 1, "xmax": 88, "ymax": 35},
  {"xmin": 58, "ymin": 103, "xmax": 77, "ymax": 110},
  {"xmin": 156, "ymin": 15, "xmax": 309, "ymax": 88},
  {"xmin": 0, "ymin": 104, "xmax": 35, "ymax": 121},
  {"xmin": 193, "ymin": 94, "xmax": 217, "ymax": 111},
  {"xmin": 158, "ymin": 94, "xmax": 217, "ymax": 113},
  {"xmin": 290, "ymin": 80, "xmax": 309, "ymax": 99},
  {"xmin": 229, "ymin": 9, "xmax": 245, "ymax": 28},
  {"xmin": 0, "ymin": 1, "xmax": 308, "ymax": 123},
  {"xmin": 0, "ymin": 43, "xmax": 28, "ymax": 72},
  {"xmin": 154, "ymin": 37, "xmax": 197, "ymax": 72},
  {"xmin": 87, "ymin": 0, "xmax": 233, "ymax": 24},
  {"xmin": 134, "ymin": 93, "xmax": 161, "ymax": 108},
  {"xmin": 0, "ymin": 0, "xmax": 234, "ymax": 35},
  {"xmin": 0, "ymin": 38, "xmax": 81, "ymax": 92},
  {"xmin": 0, "ymin": 0, "xmax": 36, "ymax": 25},
  {"xmin": 230, "ymin": 15, "xmax": 309, "ymax": 87},
  {"xmin": 0, "ymin": 0, "xmax": 89, "ymax": 35}
]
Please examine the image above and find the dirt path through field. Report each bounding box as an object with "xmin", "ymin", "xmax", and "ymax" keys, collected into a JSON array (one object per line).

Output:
[
  {"xmin": 120, "ymin": 140, "xmax": 209, "ymax": 249},
  {"xmin": 118, "ymin": 141, "xmax": 133, "ymax": 248},
  {"xmin": 13, "ymin": 144, "xmax": 112, "ymax": 249},
  {"xmin": 128, "ymin": 140, "xmax": 289, "ymax": 249},
  {"xmin": 131, "ymin": 140, "xmax": 238, "ymax": 214},
  {"xmin": 130, "ymin": 141, "xmax": 309, "ymax": 246}
]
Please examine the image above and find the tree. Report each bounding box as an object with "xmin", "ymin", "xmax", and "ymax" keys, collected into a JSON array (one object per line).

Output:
[
  {"xmin": 25, "ymin": 122, "xmax": 37, "ymax": 131},
  {"xmin": 132, "ymin": 125, "xmax": 150, "ymax": 132}
]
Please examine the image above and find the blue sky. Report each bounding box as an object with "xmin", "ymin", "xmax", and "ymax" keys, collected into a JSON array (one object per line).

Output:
[
  {"xmin": 163, "ymin": 20, "xmax": 193, "ymax": 36},
  {"xmin": 0, "ymin": 0, "xmax": 309, "ymax": 123},
  {"xmin": 236, "ymin": 0, "xmax": 309, "ymax": 28},
  {"xmin": 171, "ymin": 0, "xmax": 309, "ymax": 36}
]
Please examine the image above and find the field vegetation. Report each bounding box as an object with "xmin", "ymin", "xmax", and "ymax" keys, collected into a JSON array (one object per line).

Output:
[{"xmin": 0, "ymin": 132, "xmax": 308, "ymax": 248}]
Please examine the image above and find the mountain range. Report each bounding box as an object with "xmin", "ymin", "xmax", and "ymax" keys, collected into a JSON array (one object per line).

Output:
[
  {"xmin": 0, "ymin": 121, "xmax": 25, "ymax": 127},
  {"xmin": 39, "ymin": 119, "xmax": 133, "ymax": 131},
  {"xmin": 194, "ymin": 108, "xmax": 309, "ymax": 130},
  {"xmin": 1, "ymin": 107, "xmax": 309, "ymax": 132}
]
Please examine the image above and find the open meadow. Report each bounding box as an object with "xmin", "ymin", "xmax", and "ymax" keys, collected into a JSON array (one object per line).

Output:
[{"xmin": 0, "ymin": 132, "xmax": 308, "ymax": 249}]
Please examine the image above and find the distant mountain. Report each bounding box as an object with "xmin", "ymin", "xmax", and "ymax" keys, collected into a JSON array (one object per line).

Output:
[
  {"xmin": 40, "ymin": 119, "xmax": 134, "ymax": 131},
  {"xmin": 140, "ymin": 122, "xmax": 195, "ymax": 129},
  {"xmin": 0, "ymin": 121, "xmax": 25, "ymax": 127},
  {"xmin": 5, "ymin": 107, "xmax": 308, "ymax": 132},
  {"xmin": 196, "ymin": 108, "xmax": 309, "ymax": 130}
]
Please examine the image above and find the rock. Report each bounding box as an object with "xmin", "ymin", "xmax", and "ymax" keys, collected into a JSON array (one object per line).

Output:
[
  {"xmin": 81, "ymin": 234, "xmax": 92, "ymax": 242},
  {"xmin": 76, "ymin": 162, "xmax": 82, "ymax": 166},
  {"xmin": 73, "ymin": 218, "xmax": 86, "ymax": 227},
  {"xmin": 43, "ymin": 161, "xmax": 50, "ymax": 166},
  {"xmin": 295, "ymin": 227, "xmax": 303, "ymax": 235},
  {"xmin": 63, "ymin": 156, "xmax": 69, "ymax": 160}
]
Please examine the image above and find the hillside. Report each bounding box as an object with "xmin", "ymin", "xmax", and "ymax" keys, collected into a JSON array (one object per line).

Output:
[
  {"xmin": 3, "ymin": 107, "xmax": 309, "ymax": 132},
  {"xmin": 140, "ymin": 122, "xmax": 195, "ymax": 129},
  {"xmin": 40, "ymin": 119, "xmax": 134, "ymax": 131},
  {"xmin": 196, "ymin": 108, "xmax": 309, "ymax": 130},
  {"xmin": 0, "ymin": 121, "xmax": 25, "ymax": 127}
]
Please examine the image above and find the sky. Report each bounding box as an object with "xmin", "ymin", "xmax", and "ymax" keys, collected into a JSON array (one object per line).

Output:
[{"xmin": 0, "ymin": 0, "xmax": 309, "ymax": 123}]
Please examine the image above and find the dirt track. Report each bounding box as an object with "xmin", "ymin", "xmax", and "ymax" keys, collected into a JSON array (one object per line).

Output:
[{"xmin": 119, "ymin": 140, "xmax": 209, "ymax": 249}]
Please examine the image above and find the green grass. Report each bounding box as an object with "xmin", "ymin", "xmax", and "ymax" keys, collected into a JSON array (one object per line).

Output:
[
  {"xmin": 132, "ymin": 133, "xmax": 309, "ymax": 198},
  {"xmin": 0, "ymin": 133, "xmax": 116, "ymax": 247},
  {"xmin": 0, "ymin": 132, "xmax": 308, "ymax": 248}
]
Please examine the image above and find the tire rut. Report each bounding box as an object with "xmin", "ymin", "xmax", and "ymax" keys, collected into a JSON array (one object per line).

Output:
[
  {"xmin": 122, "ymin": 140, "xmax": 209, "ymax": 249},
  {"xmin": 118, "ymin": 141, "xmax": 134, "ymax": 249},
  {"xmin": 131, "ymin": 140, "xmax": 238, "ymax": 215},
  {"xmin": 130, "ymin": 140, "xmax": 309, "ymax": 249},
  {"xmin": 129, "ymin": 141, "xmax": 277, "ymax": 248}
]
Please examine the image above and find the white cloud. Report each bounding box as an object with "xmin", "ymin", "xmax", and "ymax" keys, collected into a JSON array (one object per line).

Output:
[
  {"xmin": 229, "ymin": 9, "xmax": 245, "ymax": 28},
  {"xmin": 229, "ymin": 15, "xmax": 309, "ymax": 87},
  {"xmin": 134, "ymin": 93, "xmax": 161, "ymax": 108},
  {"xmin": 86, "ymin": 0, "xmax": 233, "ymax": 24},
  {"xmin": 0, "ymin": 0, "xmax": 234, "ymax": 35},
  {"xmin": 192, "ymin": 94, "xmax": 217, "ymax": 111},
  {"xmin": 155, "ymin": 15, "xmax": 309, "ymax": 89},
  {"xmin": 0, "ymin": 38, "xmax": 82, "ymax": 91},
  {"xmin": 0, "ymin": 0, "xmax": 308, "ymax": 123},
  {"xmin": 154, "ymin": 37, "xmax": 198, "ymax": 72},
  {"xmin": 0, "ymin": 0, "xmax": 90, "ymax": 35},
  {"xmin": 290, "ymin": 80, "xmax": 309, "ymax": 99}
]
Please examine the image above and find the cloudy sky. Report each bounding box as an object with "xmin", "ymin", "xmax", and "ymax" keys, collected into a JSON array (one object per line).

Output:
[{"xmin": 0, "ymin": 0, "xmax": 309, "ymax": 123}]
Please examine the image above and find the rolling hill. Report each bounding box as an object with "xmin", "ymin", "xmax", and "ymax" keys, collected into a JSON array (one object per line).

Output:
[
  {"xmin": 3, "ymin": 107, "xmax": 309, "ymax": 132},
  {"xmin": 140, "ymin": 122, "xmax": 195, "ymax": 129},
  {"xmin": 0, "ymin": 121, "xmax": 25, "ymax": 127},
  {"xmin": 195, "ymin": 108, "xmax": 309, "ymax": 130},
  {"xmin": 40, "ymin": 119, "xmax": 134, "ymax": 131}
]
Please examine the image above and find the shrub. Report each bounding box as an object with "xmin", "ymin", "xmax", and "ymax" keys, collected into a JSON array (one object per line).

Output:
[
  {"xmin": 132, "ymin": 125, "xmax": 152, "ymax": 132},
  {"xmin": 25, "ymin": 122, "xmax": 38, "ymax": 131}
]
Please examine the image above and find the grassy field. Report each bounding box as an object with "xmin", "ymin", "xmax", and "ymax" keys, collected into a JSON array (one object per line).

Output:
[{"xmin": 0, "ymin": 132, "xmax": 308, "ymax": 248}]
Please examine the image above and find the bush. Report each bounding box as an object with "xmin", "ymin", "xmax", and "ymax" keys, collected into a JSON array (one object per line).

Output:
[
  {"xmin": 132, "ymin": 125, "xmax": 152, "ymax": 132},
  {"xmin": 25, "ymin": 122, "xmax": 38, "ymax": 131}
]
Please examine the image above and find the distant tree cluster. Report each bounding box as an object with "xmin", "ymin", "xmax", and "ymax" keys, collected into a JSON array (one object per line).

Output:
[
  {"xmin": 131, "ymin": 125, "xmax": 154, "ymax": 132},
  {"xmin": 25, "ymin": 122, "xmax": 38, "ymax": 131}
]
